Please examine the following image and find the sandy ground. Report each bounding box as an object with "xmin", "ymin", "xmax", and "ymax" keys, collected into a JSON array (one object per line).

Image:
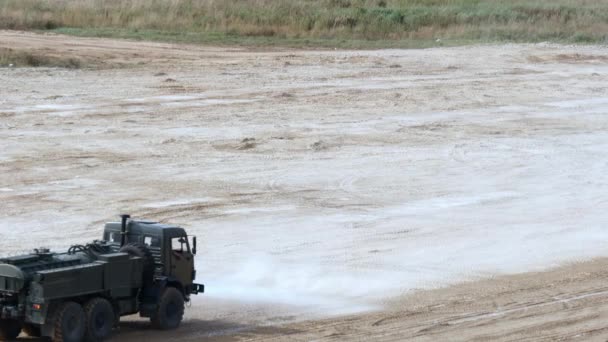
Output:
[{"xmin": 2, "ymin": 30, "xmax": 608, "ymax": 340}]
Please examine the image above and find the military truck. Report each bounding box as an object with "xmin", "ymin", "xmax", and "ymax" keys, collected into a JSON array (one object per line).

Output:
[{"xmin": 0, "ymin": 215, "xmax": 204, "ymax": 342}]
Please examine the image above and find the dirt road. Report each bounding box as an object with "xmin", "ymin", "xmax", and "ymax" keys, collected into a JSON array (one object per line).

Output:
[
  {"xmin": 244, "ymin": 260, "xmax": 608, "ymax": 342},
  {"xmin": 108, "ymin": 259, "xmax": 608, "ymax": 341},
  {"xmin": 1, "ymin": 30, "xmax": 608, "ymax": 340}
]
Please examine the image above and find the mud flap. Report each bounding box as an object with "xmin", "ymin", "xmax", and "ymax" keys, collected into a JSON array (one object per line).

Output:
[{"xmin": 139, "ymin": 303, "xmax": 156, "ymax": 318}]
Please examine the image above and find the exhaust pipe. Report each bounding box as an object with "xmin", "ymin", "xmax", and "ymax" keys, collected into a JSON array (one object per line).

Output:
[{"xmin": 120, "ymin": 214, "xmax": 130, "ymax": 246}]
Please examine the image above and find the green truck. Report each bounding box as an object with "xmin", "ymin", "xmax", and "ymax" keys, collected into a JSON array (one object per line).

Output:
[{"xmin": 0, "ymin": 215, "xmax": 204, "ymax": 342}]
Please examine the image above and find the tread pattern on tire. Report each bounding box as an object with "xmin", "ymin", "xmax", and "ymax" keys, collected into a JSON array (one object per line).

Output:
[
  {"xmin": 151, "ymin": 287, "xmax": 185, "ymax": 330},
  {"xmin": 53, "ymin": 301, "xmax": 85, "ymax": 342},
  {"xmin": 84, "ymin": 297, "xmax": 114, "ymax": 342}
]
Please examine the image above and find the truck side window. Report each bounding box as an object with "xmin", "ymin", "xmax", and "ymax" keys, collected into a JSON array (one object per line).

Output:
[
  {"xmin": 171, "ymin": 237, "xmax": 188, "ymax": 253},
  {"xmin": 144, "ymin": 236, "xmax": 160, "ymax": 247},
  {"xmin": 110, "ymin": 232, "xmax": 121, "ymax": 243}
]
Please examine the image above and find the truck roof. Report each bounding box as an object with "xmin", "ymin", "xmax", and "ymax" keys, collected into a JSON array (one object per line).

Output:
[{"xmin": 104, "ymin": 220, "xmax": 185, "ymax": 236}]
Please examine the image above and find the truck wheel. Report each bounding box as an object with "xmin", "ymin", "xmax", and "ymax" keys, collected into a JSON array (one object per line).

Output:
[
  {"xmin": 23, "ymin": 323, "xmax": 41, "ymax": 337},
  {"xmin": 119, "ymin": 243, "xmax": 155, "ymax": 284},
  {"xmin": 151, "ymin": 287, "xmax": 184, "ymax": 330},
  {"xmin": 53, "ymin": 301, "xmax": 85, "ymax": 342},
  {"xmin": 84, "ymin": 298, "xmax": 114, "ymax": 342},
  {"xmin": 0, "ymin": 319, "xmax": 21, "ymax": 340}
]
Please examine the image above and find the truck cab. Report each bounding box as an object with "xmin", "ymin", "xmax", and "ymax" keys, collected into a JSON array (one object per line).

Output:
[{"xmin": 102, "ymin": 217, "xmax": 203, "ymax": 299}]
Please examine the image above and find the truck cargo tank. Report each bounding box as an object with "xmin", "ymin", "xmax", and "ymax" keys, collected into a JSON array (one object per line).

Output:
[{"xmin": 0, "ymin": 246, "xmax": 101, "ymax": 293}]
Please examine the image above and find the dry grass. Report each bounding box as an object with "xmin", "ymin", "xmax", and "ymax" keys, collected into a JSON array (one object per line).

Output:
[
  {"xmin": 1, "ymin": 0, "xmax": 607, "ymax": 46},
  {"xmin": 0, "ymin": 48, "xmax": 82, "ymax": 68}
]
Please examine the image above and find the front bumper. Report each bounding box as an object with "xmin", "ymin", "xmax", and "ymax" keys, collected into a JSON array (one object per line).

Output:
[{"xmin": 191, "ymin": 283, "xmax": 204, "ymax": 295}]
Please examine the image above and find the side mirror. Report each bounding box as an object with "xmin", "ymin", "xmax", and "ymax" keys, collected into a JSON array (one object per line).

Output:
[{"xmin": 192, "ymin": 236, "xmax": 197, "ymax": 255}]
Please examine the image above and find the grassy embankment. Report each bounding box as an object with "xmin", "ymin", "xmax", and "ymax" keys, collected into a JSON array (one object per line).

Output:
[
  {"xmin": 0, "ymin": 47, "xmax": 82, "ymax": 68},
  {"xmin": 1, "ymin": 0, "xmax": 608, "ymax": 50}
]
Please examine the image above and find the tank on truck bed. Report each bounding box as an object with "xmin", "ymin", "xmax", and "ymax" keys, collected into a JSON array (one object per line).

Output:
[{"xmin": 0, "ymin": 215, "xmax": 204, "ymax": 342}]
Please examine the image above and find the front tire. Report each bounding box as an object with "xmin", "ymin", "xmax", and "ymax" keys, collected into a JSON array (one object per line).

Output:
[
  {"xmin": 151, "ymin": 287, "xmax": 184, "ymax": 330},
  {"xmin": 0, "ymin": 319, "xmax": 21, "ymax": 340},
  {"xmin": 53, "ymin": 301, "xmax": 85, "ymax": 342},
  {"xmin": 84, "ymin": 298, "xmax": 114, "ymax": 342}
]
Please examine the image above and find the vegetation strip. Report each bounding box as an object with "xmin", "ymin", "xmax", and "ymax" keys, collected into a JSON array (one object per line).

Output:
[
  {"xmin": 1, "ymin": 0, "xmax": 608, "ymax": 48},
  {"xmin": 0, "ymin": 47, "xmax": 82, "ymax": 68}
]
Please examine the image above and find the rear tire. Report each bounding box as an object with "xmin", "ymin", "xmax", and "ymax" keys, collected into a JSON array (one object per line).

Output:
[
  {"xmin": 150, "ymin": 287, "xmax": 184, "ymax": 330},
  {"xmin": 119, "ymin": 243, "xmax": 155, "ymax": 284},
  {"xmin": 0, "ymin": 319, "xmax": 21, "ymax": 340},
  {"xmin": 53, "ymin": 301, "xmax": 85, "ymax": 342},
  {"xmin": 23, "ymin": 323, "xmax": 41, "ymax": 337},
  {"xmin": 84, "ymin": 298, "xmax": 114, "ymax": 342}
]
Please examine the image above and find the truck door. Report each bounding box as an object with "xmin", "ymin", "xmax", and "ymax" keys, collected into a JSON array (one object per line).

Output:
[{"xmin": 169, "ymin": 235, "xmax": 194, "ymax": 287}]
